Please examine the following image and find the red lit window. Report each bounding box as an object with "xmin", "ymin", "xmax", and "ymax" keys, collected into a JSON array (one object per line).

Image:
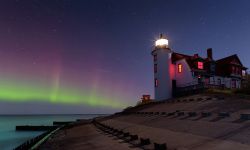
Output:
[
  {"xmin": 178, "ymin": 64, "xmax": 182, "ymax": 73},
  {"xmin": 153, "ymin": 55, "xmax": 157, "ymax": 62},
  {"xmin": 154, "ymin": 78, "xmax": 158, "ymax": 87},
  {"xmin": 198, "ymin": 62, "xmax": 203, "ymax": 69},
  {"xmin": 154, "ymin": 64, "xmax": 157, "ymax": 73}
]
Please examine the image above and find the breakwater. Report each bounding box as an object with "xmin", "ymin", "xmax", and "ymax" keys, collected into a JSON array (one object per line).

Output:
[{"xmin": 16, "ymin": 125, "xmax": 58, "ymax": 131}]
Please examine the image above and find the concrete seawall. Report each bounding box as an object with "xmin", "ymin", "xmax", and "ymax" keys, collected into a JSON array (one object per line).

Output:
[{"xmin": 39, "ymin": 94, "xmax": 250, "ymax": 150}]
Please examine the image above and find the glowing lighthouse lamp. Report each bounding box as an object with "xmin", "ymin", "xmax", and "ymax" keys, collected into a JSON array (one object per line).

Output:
[{"xmin": 155, "ymin": 34, "xmax": 169, "ymax": 49}]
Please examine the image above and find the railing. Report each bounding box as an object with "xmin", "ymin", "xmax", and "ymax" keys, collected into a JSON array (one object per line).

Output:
[
  {"xmin": 204, "ymin": 83, "xmax": 225, "ymax": 89},
  {"xmin": 174, "ymin": 83, "xmax": 205, "ymax": 97},
  {"xmin": 179, "ymin": 83, "xmax": 205, "ymax": 91},
  {"xmin": 174, "ymin": 81, "xmax": 228, "ymax": 97},
  {"xmin": 177, "ymin": 81, "xmax": 199, "ymax": 88}
]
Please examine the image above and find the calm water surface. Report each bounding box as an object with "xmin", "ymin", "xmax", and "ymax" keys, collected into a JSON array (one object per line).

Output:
[{"xmin": 0, "ymin": 114, "xmax": 104, "ymax": 150}]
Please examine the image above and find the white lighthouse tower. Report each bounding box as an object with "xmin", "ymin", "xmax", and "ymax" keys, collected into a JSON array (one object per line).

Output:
[{"xmin": 152, "ymin": 34, "xmax": 173, "ymax": 100}]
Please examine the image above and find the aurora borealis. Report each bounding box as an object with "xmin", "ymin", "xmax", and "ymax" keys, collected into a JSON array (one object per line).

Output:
[
  {"xmin": 0, "ymin": 77, "xmax": 126, "ymax": 108},
  {"xmin": 0, "ymin": 0, "xmax": 250, "ymax": 114}
]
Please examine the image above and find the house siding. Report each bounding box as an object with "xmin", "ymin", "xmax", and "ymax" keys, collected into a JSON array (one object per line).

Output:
[{"xmin": 175, "ymin": 59, "xmax": 197, "ymax": 87}]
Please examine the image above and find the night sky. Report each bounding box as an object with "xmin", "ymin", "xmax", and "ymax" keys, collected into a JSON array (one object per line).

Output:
[{"xmin": 0, "ymin": 0, "xmax": 249, "ymax": 114}]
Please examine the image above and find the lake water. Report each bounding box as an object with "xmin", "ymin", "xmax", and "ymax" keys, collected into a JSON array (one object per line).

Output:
[{"xmin": 0, "ymin": 114, "xmax": 104, "ymax": 150}]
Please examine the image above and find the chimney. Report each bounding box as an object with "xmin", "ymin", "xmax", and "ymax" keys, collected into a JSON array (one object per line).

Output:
[
  {"xmin": 207, "ymin": 48, "xmax": 213, "ymax": 60},
  {"xmin": 194, "ymin": 54, "xmax": 199, "ymax": 58}
]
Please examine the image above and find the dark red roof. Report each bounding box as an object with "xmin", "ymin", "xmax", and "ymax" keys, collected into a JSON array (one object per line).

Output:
[
  {"xmin": 172, "ymin": 52, "xmax": 247, "ymax": 70},
  {"xmin": 172, "ymin": 52, "xmax": 206, "ymax": 70},
  {"xmin": 216, "ymin": 54, "xmax": 247, "ymax": 69},
  {"xmin": 171, "ymin": 52, "xmax": 192, "ymax": 62}
]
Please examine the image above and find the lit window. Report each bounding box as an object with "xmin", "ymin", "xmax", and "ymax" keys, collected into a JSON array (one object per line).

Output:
[
  {"xmin": 242, "ymin": 70, "xmax": 246, "ymax": 76},
  {"xmin": 154, "ymin": 64, "xmax": 157, "ymax": 73},
  {"xmin": 153, "ymin": 55, "xmax": 157, "ymax": 62},
  {"xmin": 178, "ymin": 64, "xmax": 182, "ymax": 73},
  {"xmin": 154, "ymin": 78, "xmax": 158, "ymax": 87},
  {"xmin": 198, "ymin": 62, "xmax": 203, "ymax": 69}
]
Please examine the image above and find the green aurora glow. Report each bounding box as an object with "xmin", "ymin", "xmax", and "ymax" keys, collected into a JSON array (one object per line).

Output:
[{"xmin": 0, "ymin": 78, "xmax": 128, "ymax": 109}]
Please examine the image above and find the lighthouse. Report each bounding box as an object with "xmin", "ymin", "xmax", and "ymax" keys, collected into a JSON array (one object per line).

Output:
[{"xmin": 151, "ymin": 34, "xmax": 173, "ymax": 100}]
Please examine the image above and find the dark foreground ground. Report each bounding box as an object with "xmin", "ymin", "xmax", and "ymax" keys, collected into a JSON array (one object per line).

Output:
[
  {"xmin": 40, "ymin": 123, "xmax": 140, "ymax": 150},
  {"xmin": 40, "ymin": 93, "xmax": 250, "ymax": 150}
]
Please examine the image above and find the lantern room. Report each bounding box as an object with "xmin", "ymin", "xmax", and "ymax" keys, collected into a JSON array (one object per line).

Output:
[{"xmin": 155, "ymin": 34, "xmax": 169, "ymax": 48}]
